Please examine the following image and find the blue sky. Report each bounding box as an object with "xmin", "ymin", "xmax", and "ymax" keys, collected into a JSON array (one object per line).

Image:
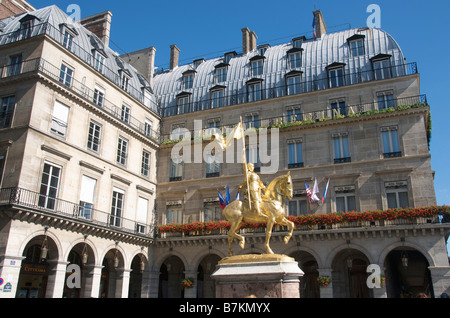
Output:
[{"xmin": 32, "ymin": 0, "xmax": 450, "ymax": 207}]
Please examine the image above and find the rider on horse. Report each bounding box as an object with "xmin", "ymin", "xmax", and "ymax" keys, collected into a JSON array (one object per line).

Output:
[{"xmin": 238, "ymin": 163, "xmax": 266, "ymax": 218}]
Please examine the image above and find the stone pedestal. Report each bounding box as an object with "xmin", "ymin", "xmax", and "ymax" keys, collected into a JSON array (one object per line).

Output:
[{"xmin": 211, "ymin": 254, "xmax": 304, "ymax": 298}]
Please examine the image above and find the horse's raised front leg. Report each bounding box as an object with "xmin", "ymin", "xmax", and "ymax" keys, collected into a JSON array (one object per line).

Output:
[
  {"xmin": 278, "ymin": 217, "xmax": 294, "ymax": 244},
  {"xmin": 264, "ymin": 216, "xmax": 275, "ymax": 254}
]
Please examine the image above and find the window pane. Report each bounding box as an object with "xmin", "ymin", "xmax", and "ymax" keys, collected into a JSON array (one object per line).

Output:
[
  {"xmin": 288, "ymin": 201, "xmax": 298, "ymax": 216},
  {"xmin": 390, "ymin": 130, "xmax": 400, "ymax": 152},
  {"xmin": 347, "ymin": 196, "xmax": 356, "ymax": 211},
  {"xmin": 342, "ymin": 137, "xmax": 349, "ymax": 158},
  {"xmin": 382, "ymin": 131, "xmax": 391, "ymax": 153},
  {"xmin": 398, "ymin": 192, "xmax": 409, "ymax": 208},
  {"xmin": 288, "ymin": 144, "xmax": 295, "ymax": 164},
  {"xmin": 336, "ymin": 197, "xmax": 345, "ymax": 212},
  {"xmin": 334, "ymin": 138, "xmax": 341, "ymax": 159},
  {"xmin": 387, "ymin": 193, "xmax": 397, "ymax": 209}
]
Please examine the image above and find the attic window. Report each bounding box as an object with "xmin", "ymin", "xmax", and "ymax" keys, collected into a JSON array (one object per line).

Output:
[
  {"xmin": 257, "ymin": 44, "xmax": 270, "ymax": 56},
  {"xmin": 371, "ymin": 54, "xmax": 392, "ymax": 80},
  {"xmin": 19, "ymin": 14, "xmax": 39, "ymax": 38},
  {"xmin": 193, "ymin": 58, "xmax": 205, "ymax": 69},
  {"xmin": 347, "ymin": 34, "xmax": 365, "ymax": 57},
  {"xmin": 214, "ymin": 62, "xmax": 229, "ymax": 83},
  {"xmin": 292, "ymin": 36, "xmax": 306, "ymax": 48},
  {"xmin": 326, "ymin": 62, "xmax": 346, "ymax": 88},
  {"xmin": 59, "ymin": 23, "xmax": 78, "ymax": 51},
  {"xmin": 249, "ymin": 55, "xmax": 265, "ymax": 76},
  {"xmin": 182, "ymin": 70, "xmax": 196, "ymax": 89},
  {"xmin": 287, "ymin": 48, "xmax": 303, "ymax": 69},
  {"xmin": 224, "ymin": 51, "xmax": 237, "ymax": 64}
]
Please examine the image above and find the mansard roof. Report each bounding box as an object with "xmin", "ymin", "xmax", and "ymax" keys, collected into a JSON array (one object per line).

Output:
[
  {"xmin": 0, "ymin": 5, "xmax": 157, "ymax": 112},
  {"xmin": 153, "ymin": 27, "xmax": 405, "ymax": 114}
]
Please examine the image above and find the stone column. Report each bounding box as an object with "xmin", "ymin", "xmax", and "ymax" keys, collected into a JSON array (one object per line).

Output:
[
  {"xmin": 45, "ymin": 260, "xmax": 69, "ymax": 298},
  {"xmin": 83, "ymin": 265, "xmax": 103, "ymax": 298},
  {"xmin": 317, "ymin": 268, "xmax": 333, "ymax": 298},
  {"xmin": 428, "ymin": 266, "xmax": 450, "ymax": 297},
  {"xmin": 117, "ymin": 268, "xmax": 132, "ymax": 298},
  {"xmin": 147, "ymin": 270, "xmax": 160, "ymax": 298},
  {"xmin": 183, "ymin": 270, "xmax": 198, "ymax": 298},
  {"xmin": 0, "ymin": 255, "xmax": 24, "ymax": 298}
]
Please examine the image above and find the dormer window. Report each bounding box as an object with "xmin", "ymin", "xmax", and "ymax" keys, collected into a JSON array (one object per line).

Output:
[
  {"xmin": 257, "ymin": 44, "xmax": 270, "ymax": 56},
  {"xmin": 347, "ymin": 34, "xmax": 365, "ymax": 57},
  {"xmin": 193, "ymin": 58, "xmax": 205, "ymax": 69},
  {"xmin": 285, "ymin": 71, "xmax": 302, "ymax": 95},
  {"xmin": 246, "ymin": 78, "xmax": 263, "ymax": 102},
  {"xmin": 224, "ymin": 51, "xmax": 237, "ymax": 64},
  {"xmin": 121, "ymin": 74, "xmax": 129, "ymax": 91},
  {"xmin": 63, "ymin": 31, "xmax": 74, "ymax": 50},
  {"xmin": 59, "ymin": 23, "xmax": 78, "ymax": 51},
  {"xmin": 20, "ymin": 20, "xmax": 32, "ymax": 38},
  {"xmin": 214, "ymin": 63, "xmax": 228, "ymax": 83},
  {"xmin": 176, "ymin": 92, "xmax": 191, "ymax": 114},
  {"xmin": 371, "ymin": 54, "xmax": 392, "ymax": 80},
  {"xmin": 286, "ymin": 48, "xmax": 303, "ymax": 69},
  {"xmin": 19, "ymin": 14, "xmax": 39, "ymax": 39},
  {"xmin": 249, "ymin": 55, "xmax": 265, "ymax": 77},
  {"xmin": 210, "ymin": 85, "xmax": 225, "ymax": 108},
  {"xmin": 326, "ymin": 62, "xmax": 346, "ymax": 88},
  {"xmin": 93, "ymin": 50, "xmax": 106, "ymax": 73},
  {"xmin": 90, "ymin": 35, "xmax": 107, "ymax": 74},
  {"xmin": 182, "ymin": 70, "xmax": 195, "ymax": 89},
  {"xmin": 292, "ymin": 36, "xmax": 305, "ymax": 49}
]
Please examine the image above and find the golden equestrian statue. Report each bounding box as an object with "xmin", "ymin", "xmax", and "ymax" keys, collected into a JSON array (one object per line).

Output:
[
  {"xmin": 212, "ymin": 119, "xmax": 295, "ymax": 256},
  {"xmin": 222, "ymin": 166, "xmax": 295, "ymax": 256}
]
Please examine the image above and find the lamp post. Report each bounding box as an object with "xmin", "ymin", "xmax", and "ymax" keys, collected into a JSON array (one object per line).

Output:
[{"xmin": 40, "ymin": 226, "xmax": 49, "ymax": 262}]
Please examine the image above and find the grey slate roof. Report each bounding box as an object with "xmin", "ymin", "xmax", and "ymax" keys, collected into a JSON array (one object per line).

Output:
[
  {"xmin": 0, "ymin": 5, "xmax": 158, "ymax": 113},
  {"xmin": 153, "ymin": 27, "xmax": 407, "ymax": 116}
]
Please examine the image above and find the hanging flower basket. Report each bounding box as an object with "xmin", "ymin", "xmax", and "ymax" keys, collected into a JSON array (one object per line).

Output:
[
  {"xmin": 181, "ymin": 277, "xmax": 194, "ymax": 289},
  {"xmin": 317, "ymin": 276, "xmax": 331, "ymax": 287},
  {"xmin": 372, "ymin": 274, "xmax": 386, "ymax": 287}
]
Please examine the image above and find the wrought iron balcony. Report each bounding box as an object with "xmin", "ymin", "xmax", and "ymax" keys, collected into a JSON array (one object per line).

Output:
[
  {"xmin": 160, "ymin": 94, "xmax": 428, "ymax": 144},
  {"xmin": 0, "ymin": 21, "xmax": 159, "ymax": 115},
  {"xmin": 0, "ymin": 187, "xmax": 155, "ymax": 242},
  {"xmin": 160, "ymin": 62, "xmax": 419, "ymax": 117},
  {"xmin": 0, "ymin": 57, "xmax": 160, "ymax": 144}
]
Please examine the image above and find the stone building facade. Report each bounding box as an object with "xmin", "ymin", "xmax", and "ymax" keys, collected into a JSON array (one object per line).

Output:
[{"xmin": 0, "ymin": 5, "xmax": 448, "ymax": 298}]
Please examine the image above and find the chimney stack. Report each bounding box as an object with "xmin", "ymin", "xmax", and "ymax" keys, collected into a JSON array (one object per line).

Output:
[
  {"xmin": 80, "ymin": 11, "xmax": 113, "ymax": 47},
  {"xmin": 313, "ymin": 10, "xmax": 327, "ymax": 38},
  {"xmin": 121, "ymin": 46, "xmax": 156, "ymax": 87},
  {"xmin": 242, "ymin": 27, "xmax": 258, "ymax": 54},
  {"xmin": 169, "ymin": 44, "xmax": 180, "ymax": 70},
  {"xmin": 241, "ymin": 27, "xmax": 250, "ymax": 54}
]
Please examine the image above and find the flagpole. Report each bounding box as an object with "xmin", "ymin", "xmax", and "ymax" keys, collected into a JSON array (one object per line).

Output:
[{"xmin": 240, "ymin": 116, "xmax": 251, "ymax": 210}]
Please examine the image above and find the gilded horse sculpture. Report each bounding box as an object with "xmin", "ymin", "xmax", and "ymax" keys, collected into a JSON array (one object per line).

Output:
[{"xmin": 222, "ymin": 170, "xmax": 295, "ymax": 256}]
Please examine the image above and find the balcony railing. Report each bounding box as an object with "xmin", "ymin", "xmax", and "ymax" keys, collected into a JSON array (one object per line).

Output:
[
  {"xmin": 0, "ymin": 187, "xmax": 155, "ymax": 238},
  {"xmin": 0, "ymin": 21, "xmax": 159, "ymax": 115},
  {"xmin": 0, "ymin": 57, "xmax": 160, "ymax": 143},
  {"xmin": 160, "ymin": 62, "xmax": 419, "ymax": 117},
  {"xmin": 160, "ymin": 94, "xmax": 428, "ymax": 144}
]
